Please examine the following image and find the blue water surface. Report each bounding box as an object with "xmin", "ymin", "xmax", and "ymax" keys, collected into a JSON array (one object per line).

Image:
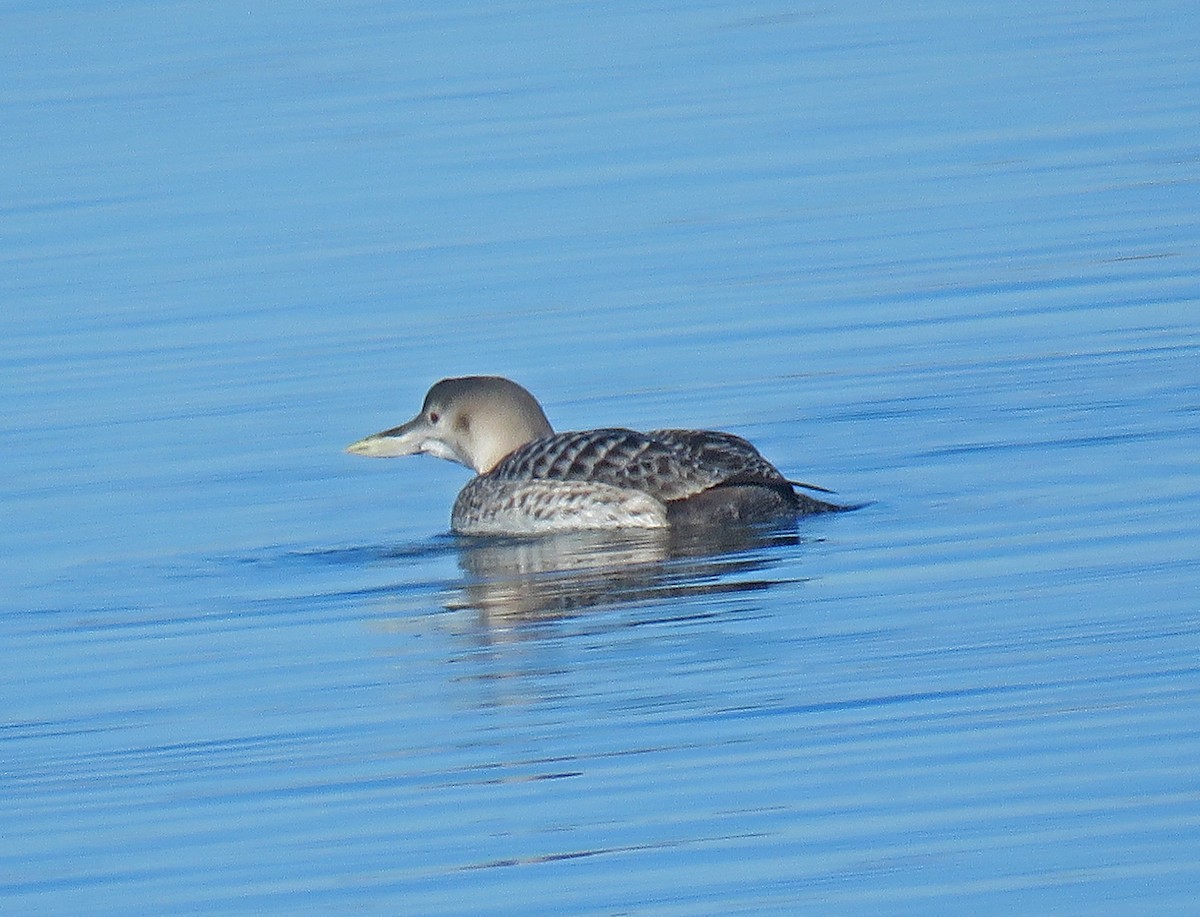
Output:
[{"xmin": 3, "ymin": 2, "xmax": 1199, "ymax": 914}]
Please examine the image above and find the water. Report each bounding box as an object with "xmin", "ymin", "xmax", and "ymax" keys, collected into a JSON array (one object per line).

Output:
[{"xmin": 4, "ymin": 1, "xmax": 1199, "ymax": 914}]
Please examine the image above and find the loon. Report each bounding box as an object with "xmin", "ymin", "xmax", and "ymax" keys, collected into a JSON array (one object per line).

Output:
[{"xmin": 346, "ymin": 376, "xmax": 848, "ymax": 535}]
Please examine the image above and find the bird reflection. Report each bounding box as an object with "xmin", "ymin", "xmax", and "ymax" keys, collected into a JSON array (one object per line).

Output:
[{"xmin": 445, "ymin": 522, "xmax": 811, "ymax": 624}]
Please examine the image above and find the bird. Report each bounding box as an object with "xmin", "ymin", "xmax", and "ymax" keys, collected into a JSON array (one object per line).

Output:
[{"xmin": 346, "ymin": 376, "xmax": 850, "ymax": 535}]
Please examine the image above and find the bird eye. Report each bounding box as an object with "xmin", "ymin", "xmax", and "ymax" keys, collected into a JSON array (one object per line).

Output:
[{"xmin": 428, "ymin": 411, "xmax": 440, "ymax": 423}]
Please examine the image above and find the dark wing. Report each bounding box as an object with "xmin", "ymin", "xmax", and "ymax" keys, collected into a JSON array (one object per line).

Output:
[
  {"xmin": 490, "ymin": 428, "xmax": 739, "ymax": 502},
  {"xmin": 490, "ymin": 428, "xmax": 797, "ymax": 504},
  {"xmin": 652, "ymin": 429, "xmax": 836, "ymax": 495},
  {"xmin": 647, "ymin": 429, "xmax": 789, "ymax": 485}
]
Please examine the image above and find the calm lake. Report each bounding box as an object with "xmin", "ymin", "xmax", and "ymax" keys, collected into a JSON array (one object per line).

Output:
[{"xmin": 3, "ymin": 1, "xmax": 1199, "ymax": 914}]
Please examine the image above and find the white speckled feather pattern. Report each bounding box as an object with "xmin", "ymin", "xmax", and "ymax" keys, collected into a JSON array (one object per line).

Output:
[{"xmin": 452, "ymin": 476, "xmax": 669, "ymax": 535}]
